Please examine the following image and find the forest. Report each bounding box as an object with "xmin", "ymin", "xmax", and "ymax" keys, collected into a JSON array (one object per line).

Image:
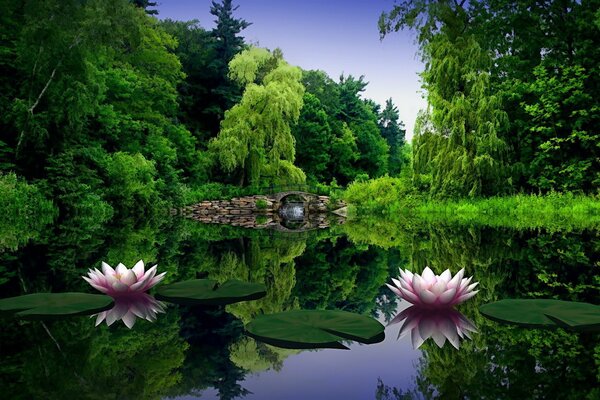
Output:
[
  {"xmin": 1, "ymin": 1, "xmax": 599, "ymax": 399},
  {"xmin": 1, "ymin": 0, "xmax": 599, "ymax": 229}
]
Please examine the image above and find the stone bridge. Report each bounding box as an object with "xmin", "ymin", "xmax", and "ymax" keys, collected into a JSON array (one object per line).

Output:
[
  {"xmin": 178, "ymin": 192, "xmax": 347, "ymax": 232},
  {"xmin": 271, "ymin": 191, "xmax": 318, "ymax": 203}
]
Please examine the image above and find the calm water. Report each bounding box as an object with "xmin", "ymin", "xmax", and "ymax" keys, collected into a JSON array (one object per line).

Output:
[{"xmin": 0, "ymin": 215, "xmax": 598, "ymax": 399}]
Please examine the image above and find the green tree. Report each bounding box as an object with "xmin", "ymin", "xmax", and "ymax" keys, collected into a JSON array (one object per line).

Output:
[
  {"xmin": 209, "ymin": 47, "xmax": 306, "ymax": 186},
  {"xmin": 131, "ymin": 0, "xmax": 158, "ymax": 15},
  {"xmin": 469, "ymin": 0, "xmax": 600, "ymax": 194},
  {"xmin": 292, "ymin": 93, "xmax": 333, "ymax": 183},
  {"xmin": 378, "ymin": 98, "xmax": 407, "ymax": 175},
  {"xmin": 208, "ymin": 0, "xmax": 251, "ymax": 134},
  {"xmin": 0, "ymin": 0, "xmax": 204, "ymax": 215},
  {"xmin": 381, "ymin": 0, "xmax": 510, "ymax": 198},
  {"xmin": 298, "ymin": 70, "xmax": 390, "ymax": 184}
]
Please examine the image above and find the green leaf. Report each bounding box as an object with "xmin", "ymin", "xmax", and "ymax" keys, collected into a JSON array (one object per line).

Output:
[
  {"xmin": 479, "ymin": 299, "xmax": 600, "ymax": 332},
  {"xmin": 155, "ymin": 279, "xmax": 266, "ymax": 306},
  {"xmin": 245, "ymin": 310, "xmax": 385, "ymax": 349},
  {"xmin": 0, "ymin": 293, "xmax": 114, "ymax": 319}
]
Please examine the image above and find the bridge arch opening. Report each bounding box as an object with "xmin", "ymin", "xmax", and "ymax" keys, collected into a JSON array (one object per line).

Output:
[{"xmin": 279, "ymin": 193, "xmax": 308, "ymax": 204}]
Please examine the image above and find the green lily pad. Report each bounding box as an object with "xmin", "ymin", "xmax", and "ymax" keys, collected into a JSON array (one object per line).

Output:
[
  {"xmin": 479, "ymin": 299, "xmax": 600, "ymax": 332},
  {"xmin": 155, "ymin": 279, "xmax": 266, "ymax": 306},
  {"xmin": 245, "ymin": 310, "xmax": 386, "ymax": 350},
  {"xmin": 0, "ymin": 293, "xmax": 114, "ymax": 319}
]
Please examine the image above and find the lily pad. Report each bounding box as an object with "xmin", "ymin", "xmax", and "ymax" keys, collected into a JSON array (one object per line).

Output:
[
  {"xmin": 479, "ymin": 299, "xmax": 600, "ymax": 332},
  {"xmin": 155, "ymin": 279, "xmax": 266, "ymax": 306},
  {"xmin": 245, "ymin": 310, "xmax": 385, "ymax": 349},
  {"xmin": 0, "ymin": 293, "xmax": 114, "ymax": 319}
]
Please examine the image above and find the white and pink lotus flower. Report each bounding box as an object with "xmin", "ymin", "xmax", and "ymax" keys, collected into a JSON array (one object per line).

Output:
[
  {"xmin": 83, "ymin": 260, "xmax": 166, "ymax": 328},
  {"xmin": 386, "ymin": 267, "xmax": 479, "ymax": 308},
  {"xmin": 83, "ymin": 260, "xmax": 166, "ymax": 297},
  {"xmin": 387, "ymin": 267, "xmax": 479, "ymax": 348},
  {"xmin": 390, "ymin": 305, "xmax": 477, "ymax": 349}
]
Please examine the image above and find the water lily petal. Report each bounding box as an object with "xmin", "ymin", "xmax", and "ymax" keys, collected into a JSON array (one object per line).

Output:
[
  {"xmin": 439, "ymin": 269, "xmax": 452, "ymax": 283},
  {"xmin": 111, "ymin": 281, "xmax": 129, "ymax": 292},
  {"xmin": 101, "ymin": 262, "xmax": 116, "ymax": 276},
  {"xmin": 95, "ymin": 312, "xmax": 107, "ymax": 327},
  {"xmin": 438, "ymin": 317, "xmax": 460, "ymax": 349},
  {"xmin": 120, "ymin": 269, "xmax": 137, "ymax": 286},
  {"xmin": 438, "ymin": 288, "xmax": 457, "ymax": 305},
  {"xmin": 418, "ymin": 317, "xmax": 436, "ymax": 340},
  {"xmin": 398, "ymin": 278, "xmax": 413, "ymax": 292},
  {"xmin": 391, "ymin": 278, "xmax": 403, "ymax": 289},
  {"xmin": 154, "ymin": 301, "xmax": 166, "ymax": 313},
  {"xmin": 130, "ymin": 276, "xmax": 150, "ymax": 291},
  {"xmin": 105, "ymin": 272, "xmax": 119, "ymax": 286},
  {"xmin": 412, "ymin": 275, "xmax": 425, "ymax": 293},
  {"xmin": 144, "ymin": 271, "xmax": 167, "ymax": 290},
  {"xmin": 91, "ymin": 268, "xmax": 108, "ymax": 285},
  {"xmin": 459, "ymin": 276, "xmax": 473, "ymax": 292},
  {"xmin": 456, "ymin": 290, "xmax": 479, "ymax": 304},
  {"xmin": 399, "ymin": 287, "xmax": 420, "ymax": 304},
  {"xmin": 447, "ymin": 268, "xmax": 464, "ymax": 289},
  {"xmin": 386, "ymin": 283, "xmax": 403, "ymax": 297},
  {"xmin": 121, "ymin": 311, "xmax": 137, "ymax": 329},
  {"xmin": 388, "ymin": 307, "xmax": 411, "ymax": 326},
  {"xmin": 411, "ymin": 330, "xmax": 425, "ymax": 349},
  {"xmin": 418, "ymin": 289, "xmax": 437, "ymax": 304},
  {"xmin": 140, "ymin": 265, "xmax": 157, "ymax": 283},
  {"xmin": 115, "ymin": 263, "xmax": 128, "ymax": 276},
  {"xmin": 399, "ymin": 269, "xmax": 414, "ymax": 285},
  {"xmin": 82, "ymin": 276, "xmax": 110, "ymax": 294},
  {"xmin": 422, "ymin": 267, "xmax": 436, "ymax": 284},
  {"xmin": 431, "ymin": 330, "xmax": 448, "ymax": 348},
  {"xmin": 398, "ymin": 317, "xmax": 419, "ymax": 339},
  {"xmin": 132, "ymin": 260, "xmax": 145, "ymax": 279},
  {"xmin": 430, "ymin": 280, "xmax": 447, "ymax": 296}
]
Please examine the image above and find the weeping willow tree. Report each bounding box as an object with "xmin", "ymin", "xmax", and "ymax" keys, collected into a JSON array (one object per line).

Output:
[
  {"xmin": 209, "ymin": 47, "xmax": 306, "ymax": 186},
  {"xmin": 380, "ymin": 1, "xmax": 510, "ymax": 198}
]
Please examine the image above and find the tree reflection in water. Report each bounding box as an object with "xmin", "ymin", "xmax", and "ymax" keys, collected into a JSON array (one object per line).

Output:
[{"xmin": 0, "ymin": 216, "xmax": 598, "ymax": 399}]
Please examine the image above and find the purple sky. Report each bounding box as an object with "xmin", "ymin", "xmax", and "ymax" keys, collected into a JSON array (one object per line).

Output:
[{"xmin": 155, "ymin": 0, "xmax": 427, "ymax": 139}]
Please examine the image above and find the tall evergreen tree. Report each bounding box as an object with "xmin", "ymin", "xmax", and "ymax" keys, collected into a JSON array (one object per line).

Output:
[
  {"xmin": 378, "ymin": 98, "xmax": 406, "ymax": 175},
  {"xmin": 210, "ymin": 0, "xmax": 251, "ymax": 63},
  {"xmin": 209, "ymin": 0, "xmax": 252, "ymax": 125},
  {"xmin": 131, "ymin": 0, "xmax": 158, "ymax": 15}
]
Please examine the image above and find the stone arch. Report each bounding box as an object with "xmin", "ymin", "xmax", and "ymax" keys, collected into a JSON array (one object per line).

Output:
[{"xmin": 272, "ymin": 191, "xmax": 318, "ymax": 203}]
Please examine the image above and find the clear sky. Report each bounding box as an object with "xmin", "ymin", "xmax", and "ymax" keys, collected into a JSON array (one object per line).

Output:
[{"xmin": 155, "ymin": 0, "xmax": 427, "ymax": 140}]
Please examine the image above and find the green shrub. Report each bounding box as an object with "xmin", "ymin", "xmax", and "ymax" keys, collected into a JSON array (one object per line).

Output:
[
  {"xmin": 0, "ymin": 173, "xmax": 57, "ymax": 251},
  {"xmin": 255, "ymin": 199, "xmax": 268, "ymax": 209}
]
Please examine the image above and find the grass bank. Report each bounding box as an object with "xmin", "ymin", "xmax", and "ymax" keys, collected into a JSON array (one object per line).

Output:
[{"xmin": 343, "ymin": 176, "xmax": 600, "ymax": 230}]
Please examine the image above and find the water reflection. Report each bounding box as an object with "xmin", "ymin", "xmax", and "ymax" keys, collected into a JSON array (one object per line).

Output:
[
  {"xmin": 1, "ymin": 216, "xmax": 599, "ymax": 399},
  {"xmin": 389, "ymin": 305, "xmax": 477, "ymax": 349},
  {"xmin": 93, "ymin": 292, "xmax": 165, "ymax": 328},
  {"xmin": 279, "ymin": 203, "xmax": 305, "ymax": 220}
]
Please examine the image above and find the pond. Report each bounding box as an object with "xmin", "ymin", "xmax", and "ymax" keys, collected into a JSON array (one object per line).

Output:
[{"xmin": 0, "ymin": 215, "xmax": 598, "ymax": 399}]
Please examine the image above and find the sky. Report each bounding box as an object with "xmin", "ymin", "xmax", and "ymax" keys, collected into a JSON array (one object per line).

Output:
[{"xmin": 155, "ymin": 0, "xmax": 427, "ymax": 140}]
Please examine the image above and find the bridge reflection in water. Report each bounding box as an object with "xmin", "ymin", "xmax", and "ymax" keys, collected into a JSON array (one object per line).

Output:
[{"xmin": 181, "ymin": 191, "xmax": 347, "ymax": 233}]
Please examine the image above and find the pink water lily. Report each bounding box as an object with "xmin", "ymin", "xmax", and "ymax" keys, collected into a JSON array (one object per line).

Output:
[
  {"xmin": 83, "ymin": 260, "xmax": 166, "ymax": 298},
  {"xmin": 93, "ymin": 292, "xmax": 165, "ymax": 329},
  {"xmin": 386, "ymin": 267, "xmax": 478, "ymax": 308},
  {"xmin": 390, "ymin": 305, "xmax": 477, "ymax": 349}
]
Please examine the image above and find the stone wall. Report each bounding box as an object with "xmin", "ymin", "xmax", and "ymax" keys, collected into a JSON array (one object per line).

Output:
[{"xmin": 176, "ymin": 194, "xmax": 346, "ymax": 230}]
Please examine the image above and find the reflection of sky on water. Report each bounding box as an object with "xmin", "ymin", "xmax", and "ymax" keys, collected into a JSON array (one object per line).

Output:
[{"xmin": 172, "ymin": 301, "xmax": 421, "ymax": 400}]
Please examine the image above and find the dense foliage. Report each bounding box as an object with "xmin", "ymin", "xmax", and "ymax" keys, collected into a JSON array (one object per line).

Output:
[
  {"xmin": 0, "ymin": 0, "xmax": 408, "ymax": 228},
  {"xmin": 380, "ymin": 0, "xmax": 600, "ymax": 198}
]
